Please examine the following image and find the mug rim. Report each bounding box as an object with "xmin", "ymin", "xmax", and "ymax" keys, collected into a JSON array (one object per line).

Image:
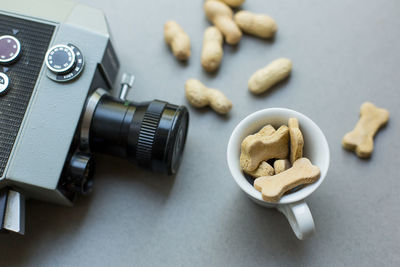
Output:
[{"xmin": 227, "ymin": 108, "xmax": 330, "ymax": 205}]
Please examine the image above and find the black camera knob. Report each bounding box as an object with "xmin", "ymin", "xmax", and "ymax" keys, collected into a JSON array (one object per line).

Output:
[{"xmin": 45, "ymin": 44, "xmax": 76, "ymax": 74}]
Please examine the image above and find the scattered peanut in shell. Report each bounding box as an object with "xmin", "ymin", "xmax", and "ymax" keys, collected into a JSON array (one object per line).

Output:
[
  {"xmin": 204, "ymin": 0, "xmax": 242, "ymax": 45},
  {"xmin": 185, "ymin": 79, "xmax": 232, "ymax": 114},
  {"xmin": 201, "ymin": 26, "xmax": 224, "ymax": 72},
  {"xmin": 164, "ymin": 20, "xmax": 191, "ymax": 61},
  {"xmin": 234, "ymin": 11, "xmax": 277, "ymax": 39},
  {"xmin": 248, "ymin": 58, "xmax": 292, "ymax": 94},
  {"xmin": 217, "ymin": 0, "xmax": 246, "ymax": 8}
]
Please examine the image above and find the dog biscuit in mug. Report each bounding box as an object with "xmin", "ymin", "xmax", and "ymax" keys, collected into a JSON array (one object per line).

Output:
[
  {"xmin": 288, "ymin": 118, "xmax": 304, "ymax": 164},
  {"xmin": 240, "ymin": 125, "xmax": 289, "ymax": 172},
  {"xmin": 245, "ymin": 161, "xmax": 274, "ymax": 178},
  {"xmin": 254, "ymin": 158, "xmax": 320, "ymax": 202},
  {"xmin": 273, "ymin": 159, "xmax": 291, "ymax": 174},
  {"xmin": 342, "ymin": 102, "xmax": 389, "ymax": 158},
  {"xmin": 255, "ymin": 124, "xmax": 276, "ymax": 136}
]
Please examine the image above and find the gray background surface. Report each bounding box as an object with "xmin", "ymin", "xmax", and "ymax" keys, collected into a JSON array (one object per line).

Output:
[{"xmin": 1, "ymin": 0, "xmax": 399, "ymax": 266}]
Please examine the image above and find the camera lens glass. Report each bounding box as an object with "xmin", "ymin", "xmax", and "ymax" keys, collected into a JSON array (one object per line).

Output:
[{"xmin": 88, "ymin": 93, "xmax": 189, "ymax": 175}]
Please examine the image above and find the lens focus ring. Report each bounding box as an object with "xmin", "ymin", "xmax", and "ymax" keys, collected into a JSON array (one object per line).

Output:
[{"xmin": 136, "ymin": 101, "xmax": 166, "ymax": 165}]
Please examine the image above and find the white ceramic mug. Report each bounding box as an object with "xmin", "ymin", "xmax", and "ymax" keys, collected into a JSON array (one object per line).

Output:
[{"xmin": 227, "ymin": 108, "xmax": 330, "ymax": 240}]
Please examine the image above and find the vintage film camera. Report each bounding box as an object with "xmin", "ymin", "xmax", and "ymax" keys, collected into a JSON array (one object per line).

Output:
[{"xmin": 0, "ymin": 0, "xmax": 189, "ymax": 234}]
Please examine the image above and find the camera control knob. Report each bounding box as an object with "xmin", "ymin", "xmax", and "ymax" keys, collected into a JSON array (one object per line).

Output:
[
  {"xmin": 0, "ymin": 72, "xmax": 9, "ymax": 95},
  {"xmin": 0, "ymin": 35, "xmax": 21, "ymax": 64},
  {"xmin": 45, "ymin": 44, "xmax": 76, "ymax": 74},
  {"xmin": 45, "ymin": 44, "xmax": 84, "ymax": 82}
]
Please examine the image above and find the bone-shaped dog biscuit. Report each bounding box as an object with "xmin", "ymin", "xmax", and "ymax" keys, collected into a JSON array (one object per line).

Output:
[
  {"xmin": 240, "ymin": 125, "xmax": 289, "ymax": 172},
  {"xmin": 254, "ymin": 158, "xmax": 320, "ymax": 202},
  {"xmin": 245, "ymin": 161, "xmax": 274, "ymax": 178},
  {"xmin": 273, "ymin": 159, "xmax": 291, "ymax": 174},
  {"xmin": 288, "ymin": 118, "xmax": 304, "ymax": 164},
  {"xmin": 255, "ymin": 124, "xmax": 276, "ymax": 136},
  {"xmin": 342, "ymin": 102, "xmax": 389, "ymax": 158}
]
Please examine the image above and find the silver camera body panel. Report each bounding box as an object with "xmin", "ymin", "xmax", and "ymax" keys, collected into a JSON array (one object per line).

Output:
[{"xmin": 0, "ymin": 0, "xmax": 119, "ymax": 206}]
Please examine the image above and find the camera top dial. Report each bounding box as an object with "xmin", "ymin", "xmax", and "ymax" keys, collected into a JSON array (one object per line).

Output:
[
  {"xmin": 45, "ymin": 43, "xmax": 84, "ymax": 82},
  {"xmin": 45, "ymin": 44, "xmax": 75, "ymax": 74},
  {"xmin": 0, "ymin": 35, "xmax": 21, "ymax": 64}
]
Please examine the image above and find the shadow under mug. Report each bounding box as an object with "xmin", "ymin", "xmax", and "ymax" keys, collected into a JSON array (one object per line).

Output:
[{"xmin": 227, "ymin": 108, "xmax": 330, "ymax": 240}]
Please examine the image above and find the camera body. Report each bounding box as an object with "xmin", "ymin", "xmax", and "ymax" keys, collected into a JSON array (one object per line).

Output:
[{"xmin": 0, "ymin": 0, "xmax": 189, "ymax": 234}]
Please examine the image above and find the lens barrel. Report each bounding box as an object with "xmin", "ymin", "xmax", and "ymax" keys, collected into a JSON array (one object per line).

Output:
[{"xmin": 89, "ymin": 94, "xmax": 189, "ymax": 175}]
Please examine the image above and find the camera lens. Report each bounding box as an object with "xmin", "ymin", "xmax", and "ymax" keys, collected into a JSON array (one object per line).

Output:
[{"xmin": 87, "ymin": 92, "xmax": 189, "ymax": 175}]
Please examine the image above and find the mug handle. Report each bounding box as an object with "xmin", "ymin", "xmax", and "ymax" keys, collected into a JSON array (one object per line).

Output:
[{"xmin": 277, "ymin": 200, "xmax": 315, "ymax": 240}]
